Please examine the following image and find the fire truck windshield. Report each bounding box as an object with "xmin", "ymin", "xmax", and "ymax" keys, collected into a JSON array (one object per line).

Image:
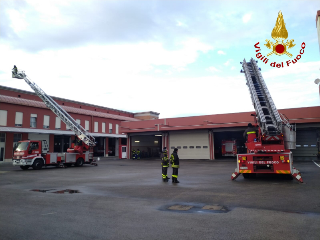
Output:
[{"xmin": 15, "ymin": 142, "xmax": 29, "ymax": 151}]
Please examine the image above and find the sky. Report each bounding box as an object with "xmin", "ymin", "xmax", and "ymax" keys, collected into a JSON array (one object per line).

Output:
[{"xmin": 0, "ymin": 0, "xmax": 319, "ymax": 119}]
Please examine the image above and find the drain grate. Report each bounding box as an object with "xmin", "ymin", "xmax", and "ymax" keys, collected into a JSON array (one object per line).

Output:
[
  {"xmin": 53, "ymin": 189, "xmax": 80, "ymax": 194},
  {"xmin": 31, "ymin": 189, "xmax": 55, "ymax": 193},
  {"xmin": 163, "ymin": 203, "xmax": 228, "ymax": 213},
  {"xmin": 168, "ymin": 205, "xmax": 193, "ymax": 211},
  {"xmin": 30, "ymin": 189, "xmax": 80, "ymax": 194}
]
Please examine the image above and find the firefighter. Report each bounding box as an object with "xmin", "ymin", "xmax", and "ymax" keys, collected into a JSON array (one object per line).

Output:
[
  {"xmin": 170, "ymin": 148, "xmax": 180, "ymax": 183},
  {"xmin": 12, "ymin": 65, "xmax": 18, "ymax": 75},
  {"xmin": 243, "ymin": 123, "xmax": 257, "ymax": 143},
  {"xmin": 132, "ymin": 149, "xmax": 136, "ymax": 159},
  {"xmin": 160, "ymin": 147, "xmax": 170, "ymax": 182},
  {"xmin": 136, "ymin": 149, "xmax": 141, "ymax": 160}
]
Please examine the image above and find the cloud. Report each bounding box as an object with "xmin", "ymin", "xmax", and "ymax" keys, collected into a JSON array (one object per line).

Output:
[
  {"xmin": 224, "ymin": 59, "xmax": 233, "ymax": 66},
  {"xmin": 206, "ymin": 66, "xmax": 220, "ymax": 73},
  {"xmin": 217, "ymin": 50, "xmax": 226, "ymax": 55},
  {"xmin": 242, "ymin": 13, "xmax": 252, "ymax": 23}
]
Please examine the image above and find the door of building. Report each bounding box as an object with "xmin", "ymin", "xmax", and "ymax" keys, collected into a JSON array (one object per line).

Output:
[{"xmin": 0, "ymin": 133, "xmax": 5, "ymax": 161}]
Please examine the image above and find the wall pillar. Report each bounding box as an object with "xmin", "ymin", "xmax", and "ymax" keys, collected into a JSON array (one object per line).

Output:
[
  {"xmin": 22, "ymin": 133, "xmax": 28, "ymax": 141},
  {"xmin": 105, "ymin": 137, "xmax": 109, "ymax": 157},
  {"xmin": 209, "ymin": 131, "xmax": 215, "ymax": 160},
  {"xmin": 5, "ymin": 132, "xmax": 13, "ymax": 160},
  {"xmin": 49, "ymin": 134, "xmax": 54, "ymax": 152}
]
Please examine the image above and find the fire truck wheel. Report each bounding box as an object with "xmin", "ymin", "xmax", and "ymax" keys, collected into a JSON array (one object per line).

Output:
[
  {"xmin": 20, "ymin": 166, "xmax": 30, "ymax": 170},
  {"xmin": 32, "ymin": 159, "xmax": 43, "ymax": 170},
  {"xmin": 75, "ymin": 158, "xmax": 84, "ymax": 167}
]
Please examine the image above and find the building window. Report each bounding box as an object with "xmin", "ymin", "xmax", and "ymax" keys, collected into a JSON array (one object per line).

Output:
[
  {"xmin": 189, "ymin": 146, "xmax": 194, "ymax": 149},
  {"xmin": 102, "ymin": 122, "xmax": 106, "ymax": 133},
  {"xmin": 55, "ymin": 117, "xmax": 61, "ymax": 129},
  {"xmin": 0, "ymin": 133, "xmax": 5, "ymax": 142},
  {"xmin": 177, "ymin": 146, "xmax": 181, "ymax": 149},
  {"xmin": 116, "ymin": 124, "xmax": 119, "ymax": 134},
  {"xmin": 196, "ymin": 146, "xmax": 201, "ymax": 149},
  {"xmin": 15, "ymin": 112, "xmax": 23, "ymax": 127},
  {"xmin": 13, "ymin": 134, "xmax": 22, "ymax": 149},
  {"xmin": 183, "ymin": 146, "xmax": 187, "ymax": 149},
  {"xmin": 203, "ymin": 146, "xmax": 208, "ymax": 148},
  {"xmin": 171, "ymin": 146, "xmax": 175, "ymax": 149},
  {"xmin": 13, "ymin": 134, "xmax": 22, "ymax": 143},
  {"xmin": 85, "ymin": 120, "xmax": 89, "ymax": 131},
  {"xmin": 109, "ymin": 123, "xmax": 112, "ymax": 134},
  {"xmin": 30, "ymin": 114, "xmax": 37, "ymax": 128},
  {"xmin": 43, "ymin": 115, "xmax": 50, "ymax": 128},
  {"xmin": 0, "ymin": 110, "xmax": 7, "ymax": 126},
  {"xmin": 94, "ymin": 122, "xmax": 98, "ymax": 132}
]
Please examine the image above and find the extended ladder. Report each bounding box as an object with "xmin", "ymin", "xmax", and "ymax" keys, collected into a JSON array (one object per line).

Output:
[
  {"xmin": 241, "ymin": 58, "xmax": 282, "ymax": 136},
  {"xmin": 12, "ymin": 67, "xmax": 95, "ymax": 146}
]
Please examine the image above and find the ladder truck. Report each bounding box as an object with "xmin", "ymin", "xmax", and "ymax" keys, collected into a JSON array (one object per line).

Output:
[
  {"xmin": 11, "ymin": 66, "xmax": 98, "ymax": 170},
  {"xmin": 231, "ymin": 58, "xmax": 303, "ymax": 183}
]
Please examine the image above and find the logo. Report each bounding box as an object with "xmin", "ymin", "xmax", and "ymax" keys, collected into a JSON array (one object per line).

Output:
[
  {"xmin": 265, "ymin": 11, "xmax": 295, "ymax": 57},
  {"xmin": 254, "ymin": 11, "xmax": 305, "ymax": 68}
]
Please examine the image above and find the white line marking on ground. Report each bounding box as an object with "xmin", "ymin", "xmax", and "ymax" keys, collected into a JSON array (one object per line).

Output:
[
  {"xmin": 312, "ymin": 160, "xmax": 320, "ymax": 168},
  {"xmin": 41, "ymin": 212, "xmax": 57, "ymax": 216}
]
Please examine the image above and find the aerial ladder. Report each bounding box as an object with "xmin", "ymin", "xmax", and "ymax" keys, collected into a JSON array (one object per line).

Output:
[
  {"xmin": 11, "ymin": 65, "xmax": 97, "ymax": 168},
  {"xmin": 231, "ymin": 59, "xmax": 303, "ymax": 182}
]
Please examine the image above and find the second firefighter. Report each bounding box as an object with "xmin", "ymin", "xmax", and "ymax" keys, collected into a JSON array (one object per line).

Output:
[
  {"xmin": 161, "ymin": 147, "xmax": 170, "ymax": 182},
  {"xmin": 170, "ymin": 148, "xmax": 180, "ymax": 183}
]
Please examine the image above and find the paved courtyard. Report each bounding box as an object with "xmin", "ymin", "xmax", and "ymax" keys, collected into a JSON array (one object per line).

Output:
[{"xmin": 0, "ymin": 158, "xmax": 319, "ymax": 240}]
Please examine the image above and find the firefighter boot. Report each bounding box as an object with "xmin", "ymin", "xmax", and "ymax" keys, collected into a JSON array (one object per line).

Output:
[
  {"xmin": 175, "ymin": 179, "xmax": 180, "ymax": 183},
  {"xmin": 166, "ymin": 176, "xmax": 170, "ymax": 180},
  {"xmin": 172, "ymin": 177, "xmax": 176, "ymax": 183}
]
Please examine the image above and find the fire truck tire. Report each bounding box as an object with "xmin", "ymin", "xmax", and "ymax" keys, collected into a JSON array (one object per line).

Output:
[
  {"xmin": 75, "ymin": 158, "xmax": 84, "ymax": 167},
  {"xmin": 32, "ymin": 159, "xmax": 43, "ymax": 170},
  {"xmin": 20, "ymin": 166, "xmax": 30, "ymax": 170}
]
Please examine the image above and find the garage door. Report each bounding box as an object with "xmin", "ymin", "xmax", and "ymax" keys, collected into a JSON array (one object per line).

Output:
[
  {"xmin": 169, "ymin": 130, "xmax": 209, "ymax": 159},
  {"xmin": 28, "ymin": 133, "xmax": 50, "ymax": 145},
  {"xmin": 291, "ymin": 129, "xmax": 318, "ymax": 157}
]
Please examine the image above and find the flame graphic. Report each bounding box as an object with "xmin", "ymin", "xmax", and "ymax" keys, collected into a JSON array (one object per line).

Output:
[{"xmin": 271, "ymin": 11, "xmax": 288, "ymax": 40}]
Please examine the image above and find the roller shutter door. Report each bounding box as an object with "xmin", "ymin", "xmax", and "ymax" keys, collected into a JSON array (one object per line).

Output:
[
  {"xmin": 291, "ymin": 129, "xmax": 318, "ymax": 157},
  {"xmin": 169, "ymin": 130, "xmax": 209, "ymax": 159},
  {"xmin": 28, "ymin": 133, "xmax": 50, "ymax": 146}
]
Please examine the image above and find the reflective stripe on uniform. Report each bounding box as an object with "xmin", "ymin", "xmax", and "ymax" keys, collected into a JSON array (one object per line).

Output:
[
  {"xmin": 247, "ymin": 131, "xmax": 256, "ymax": 134},
  {"xmin": 172, "ymin": 165, "xmax": 179, "ymax": 168}
]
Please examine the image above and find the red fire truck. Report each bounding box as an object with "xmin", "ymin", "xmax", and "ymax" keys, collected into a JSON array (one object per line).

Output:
[
  {"xmin": 11, "ymin": 66, "xmax": 98, "ymax": 170},
  {"xmin": 221, "ymin": 140, "xmax": 237, "ymax": 157},
  {"xmin": 231, "ymin": 59, "xmax": 303, "ymax": 182}
]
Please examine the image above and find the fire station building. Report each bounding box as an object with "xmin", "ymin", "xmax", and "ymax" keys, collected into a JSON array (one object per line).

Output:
[
  {"xmin": 121, "ymin": 106, "xmax": 320, "ymax": 160},
  {"xmin": 0, "ymin": 85, "xmax": 141, "ymax": 162},
  {"xmin": 1, "ymin": 85, "xmax": 320, "ymax": 162}
]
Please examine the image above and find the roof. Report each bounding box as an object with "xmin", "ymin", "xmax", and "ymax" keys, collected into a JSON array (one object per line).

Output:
[
  {"xmin": 0, "ymin": 95, "xmax": 140, "ymax": 122},
  {"xmin": 121, "ymin": 106, "xmax": 320, "ymax": 133},
  {"xmin": 0, "ymin": 127, "xmax": 127, "ymax": 138},
  {"xmin": 0, "ymin": 85, "xmax": 134, "ymax": 115}
]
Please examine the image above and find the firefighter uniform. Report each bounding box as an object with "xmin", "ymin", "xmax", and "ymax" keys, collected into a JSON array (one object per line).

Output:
[
  {"xmin": 170, "ymin": 148, "xmax": 180, "ymax": 183},
  {"xmin": 136, "ymin": 149, "xmax": 141, "ymax": 160},
  {"xmin": 161, "ymin": 148, "xmax": 170, "ymax": 182},
  {"xmin": 243, "ymin": 123, "xmax": 257, "ymax": 143},
  {"xmin": 132, "ymin": 149, "xmax": 136, "ymax": 159}
]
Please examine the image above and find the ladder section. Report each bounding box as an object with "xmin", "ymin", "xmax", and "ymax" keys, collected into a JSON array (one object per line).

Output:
[
  {"xmin": 12, "ymin": 68, "xmax": 95, "ymax": 146},
  {"xmin": 241, "ymin": 59, "xmax": 282, "ymax": 136}
]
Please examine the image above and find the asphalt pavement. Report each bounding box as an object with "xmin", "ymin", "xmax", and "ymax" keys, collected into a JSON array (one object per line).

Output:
[{"xmin": 0, "ymin": 158, "xmax": 319, "ymax": 240}]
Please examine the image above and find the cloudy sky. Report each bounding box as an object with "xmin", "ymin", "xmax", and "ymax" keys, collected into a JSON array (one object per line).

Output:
[{"xmin": 0, "ymin": 0, "xmax": 319, "ymax": 118}]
